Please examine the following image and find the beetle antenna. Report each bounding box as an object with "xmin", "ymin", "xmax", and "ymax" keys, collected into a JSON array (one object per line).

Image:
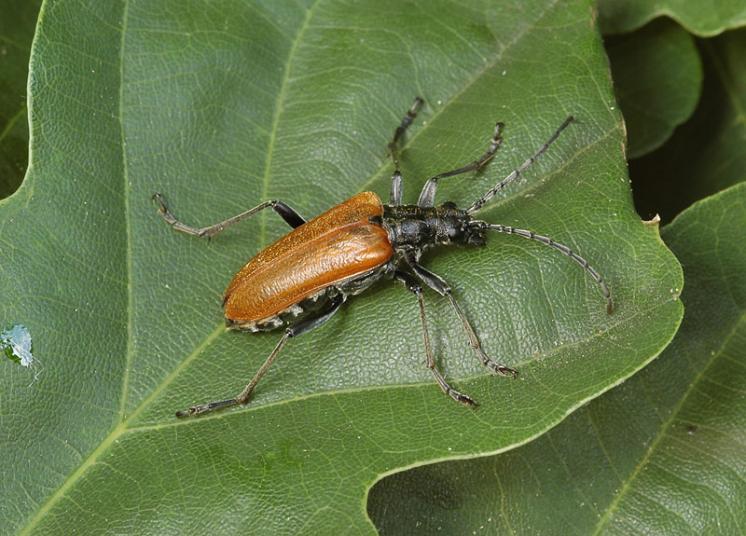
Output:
[
  {"xmin": 479, "ymin": 222, "xmax": 613, "ymax": 314},
  {"xmin": 466, "ymin": 116, "xmax": 575, "ymax": 214}
]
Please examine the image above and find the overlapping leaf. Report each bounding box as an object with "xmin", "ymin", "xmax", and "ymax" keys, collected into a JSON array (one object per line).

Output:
[
  {"xmin": 598, "ymin": 0, "xmax": 746, "ymax": 36},
  {"xmin": 0, "ymin": 0, "xmax": 41, "ymax": 198},
  {"xmin": 1, "ymin": 1, "xmax": 682, "ymax": 533},
  {"xmin": 606, "ymin": 18, "xmax": 702, "ymax": 158},
  {"xmin": 631, "ymin": 29, "xmax": 746, "ymax": 222}
]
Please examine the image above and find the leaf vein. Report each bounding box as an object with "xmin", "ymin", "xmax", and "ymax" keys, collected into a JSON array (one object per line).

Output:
[
  {"xmin": 258, "ymin": 0, "xmax": 321, "ymax": 247},
  {"xmin": 118, "ymin": 0, "xmax": 133, "ymax": 421}
]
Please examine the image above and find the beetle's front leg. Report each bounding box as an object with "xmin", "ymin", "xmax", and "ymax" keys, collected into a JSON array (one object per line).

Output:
[{"xmin": 405, "ymin": 258, "xmax": 518, "ymax": 378}]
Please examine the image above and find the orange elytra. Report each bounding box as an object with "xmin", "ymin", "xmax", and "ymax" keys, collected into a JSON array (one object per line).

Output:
[{"xmin": 223, "ymin": 192, "xmax": 392, "ymax": 328}]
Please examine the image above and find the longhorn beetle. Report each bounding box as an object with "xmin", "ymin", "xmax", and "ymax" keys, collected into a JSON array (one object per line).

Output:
[{"xmin": 154, "ymin": 98, "xmax": 613, "ymax": 418}]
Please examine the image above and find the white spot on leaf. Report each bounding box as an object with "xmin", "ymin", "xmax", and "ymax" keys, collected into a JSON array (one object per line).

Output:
[{"xmin": 1, "ymin": 324, "xmax": 34, "ymax": 367}]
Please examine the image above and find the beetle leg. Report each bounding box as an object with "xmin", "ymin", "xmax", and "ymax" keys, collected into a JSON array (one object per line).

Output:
[
  {"xmin": 152, "ymin": 193, "xmax": 306, "ymax": 239},
  {"xmin": 388, "ymin": 97, "xmax": 424, "ymax": 205},
  {"xmin": 394, "ymin": 271, "xmax": 476, "ymax": 407},
  {"xmin": 417, "ymin": 121, "xmax": 504, "ymax": 207},
  {"xmin": 467, "ymin": 116, "xmax": 574, "ymax": 214},
  {"xmin": 482, "ymin": 223, "xmax": 613, "ymax": 314},
  {"xmin": 175, "ymin": 333, "xmax": 291, "ymax": 418},
  {"xmin": 390, "ymin": 171, "xmax": 403, "ymax": 206},
  {"xmin": 285, "ymin": 293, "xmax": 345, "ymax": 337},
  {"xmin": 405, "ymin": 259, "xmax": 518, "ymax": 378},
  {"xmin": 175, "ymin": 294, "xmax": 345, "ymax": 418}
]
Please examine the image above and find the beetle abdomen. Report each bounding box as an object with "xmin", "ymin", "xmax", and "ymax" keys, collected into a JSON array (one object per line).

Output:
[
  {"xmin": 223, "ymin": 192, "xmax": 393, "ymax": 326},
  {"xmin": 226, "ymin": 287, "xmax": 336, "ymax": 332}
]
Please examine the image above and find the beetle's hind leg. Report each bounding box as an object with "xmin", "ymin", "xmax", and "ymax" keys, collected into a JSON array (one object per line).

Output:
[
  {"xmin": 175, "ymin": 332, "xmax": 291, "ymax": 418},
  {"xmin": 405, "ymin": 259, "xmax": 518, "ymax": 378},
  {"xmin": 152, "ymin": 193, "xmax": 305, "ymax": 239},
  {"xmin": 389, "ymin": 97, "xmax": 424, "ymax": 205},
  {"xmin": 176, "ymin": 295, "xmax": 345, "ymax": 418},
  {"xmin": 395, "ymin": 271, "xmax": 476, "ymax": 407}
]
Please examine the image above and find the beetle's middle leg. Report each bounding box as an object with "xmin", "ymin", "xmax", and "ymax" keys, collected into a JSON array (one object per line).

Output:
[
  {"xmin": 153, "ymin": 193, "xmax": 306, "ymax": 238},
  {"xmin": 406, "ymin": 259, "xmax": 518, "ymax": 378},
  {"xmin": 395, "ymin": 271, "xmax": 476, "ymax": 406},
  {"xmin": 388, "ymin": 97, "xmax": 424, "ymax": 205},
  {"xmin": 417, "ymin": 121, "xmax": 504, "ymax": 207},
  {"xmin": 175, "ymin": 294, "xmax": 345, "ymax": 418}
]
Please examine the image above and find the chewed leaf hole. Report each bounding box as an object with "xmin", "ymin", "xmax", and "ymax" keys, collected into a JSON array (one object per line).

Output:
[{"xmin": 1, "ymin": 324, "xmax": 35, "ymax": 367}]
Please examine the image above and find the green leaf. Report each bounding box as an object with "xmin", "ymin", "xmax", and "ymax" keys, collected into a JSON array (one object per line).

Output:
[
  {"xmin": 631, "ymin": 28, "xmax": 746, "ymax": 222},
  {"xmin": 1, "ymin": 1, "xmax": 682, "ymax": 533},
  {"xmin": 0, "ymin": 0, "xmax": 41, "ymax": 199},
  {"xmin": 606, "ymin": 18, "xmax": 702, "ymax": 158},
  {"xmin": 369, "ymin": 183, "xmax": 746, "ymax": 535},
  {"xmin": 598, "ymin": 0, "xmax": 746, "ymax": 36}
]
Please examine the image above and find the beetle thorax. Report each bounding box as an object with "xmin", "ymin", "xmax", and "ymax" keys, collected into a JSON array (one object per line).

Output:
[{"xmin": 377, "ymin": 202, "xmax": 486, "ymax": 252}]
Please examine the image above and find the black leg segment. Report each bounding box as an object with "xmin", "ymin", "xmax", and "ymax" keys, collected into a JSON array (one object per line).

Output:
[
  {"xmin": 388, "ymin": 97, "xmax": 424, "ymax": 205},
  {"xmin": 286, "ymin": 293, "xmax": 345, "ymax": 337},
  {"xmin": 409, "ymin": 259, "xmax": 518, "ymax": 377},
  {"xmin": 394, "ymin": 271, "xmax": 476, "ymax": 406},
  {"xmin": 417, "ymin": 121, "xmax": 504, "ymax": 207},
  {"xmin": 175, "ymin": 294, "xmax": 345, "ymax": 418},
  {"xmin": 406, "ymin": 258, "xmax": 518, "ymax": 377},
  {"xmin": 153, "ymin": 193, "xmax": 306, "ymax": 239}
]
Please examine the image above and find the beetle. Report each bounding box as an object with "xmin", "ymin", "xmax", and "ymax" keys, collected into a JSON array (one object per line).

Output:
[{"xmin": 154, "ymin": 97, "xmax": 613, "ymax": 418}]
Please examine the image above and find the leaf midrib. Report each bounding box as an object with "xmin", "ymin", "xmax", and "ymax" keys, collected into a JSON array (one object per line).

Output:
[
  {"xmin": 257, "ymin": 0, "xmax": 320, "ymax": 248},
  {"xmin": 0, "ymin": 106, "xmax": 27, "ymax": 146},
  {"xmin": 117, "ymin": 0, "xmax": 132, "ymax": 423}
]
